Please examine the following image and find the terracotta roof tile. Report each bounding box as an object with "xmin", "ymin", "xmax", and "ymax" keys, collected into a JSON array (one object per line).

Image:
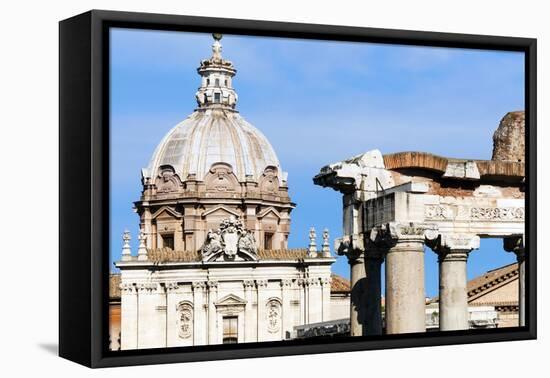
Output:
[
  {"xmin": 330, "ymin": 273, "xmax": 351, "ymax": 293},
  {"xmin": 467, "ymin": 262, "xmax": 518, "ymax": 299},
  {"xmin": 145, "ymin": 248, "xmax": 309, "ymax": 262},
  {"xmin": 429, "ymin": 262, "xmax": 518, "ymax": 304}
]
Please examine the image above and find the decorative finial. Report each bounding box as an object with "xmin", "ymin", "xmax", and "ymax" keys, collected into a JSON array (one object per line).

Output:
[
  {"xmin": 137, "ymin": 230, "xmax": 148, "ymax": 261},
  {"xmin": 308, "ymin": 227, "xmax": 317, "ymax": 257},
  {"xmin": 322, "ymin": 228, "xmax": 331, "ymax": 257},
  {"xmin": 212, "ymin": 33, "xmax": 223, "ymax": 60},
  {"xmin": 121, "ymin": 229, "xmax": 132, "ymax": 261}
]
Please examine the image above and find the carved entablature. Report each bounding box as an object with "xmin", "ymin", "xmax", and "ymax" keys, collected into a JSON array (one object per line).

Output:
[
  {"xmin": 155, "ymin": 165, "xmax": 181, "ymax": 194},
  {"xmin": 200, "ymin": 216, "xmax": 258, "ymax": 262},
  {"xmin": 204, "ymin": 162, "xmax": 239, "ymax": 192},
  {"xmin": 259, "ymin": 166, "xmax": 280, "ymax": 194},
  {"xmin": 424, "ymin": 204, "xmax": 525, "ymax": 222}
]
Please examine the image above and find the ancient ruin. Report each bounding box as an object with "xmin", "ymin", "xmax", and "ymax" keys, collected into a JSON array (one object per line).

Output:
[{"xmin": 314, "ymin": 111, "xmax": 525, "ymax": 335}]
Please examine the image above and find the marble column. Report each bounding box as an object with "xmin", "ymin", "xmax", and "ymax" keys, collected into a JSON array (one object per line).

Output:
[
  {"xmin": 375, "ymin": 222, "xmax": 437, "ymax": 334},
  {"xmin": 336, "ymin": 235, "xmax": 367, "ymax": 336},
  {"xmin": 504, "ymin": 236, "xmax": 526, "ymax": 326},
  {"xmin": 207, "ymin": 281, "xmax": 218, "ymax": 345},
  {"xmin": 349, "ymin": 253, "xmax": 366, "ymax": 335},
  {"xmin": 434, "ymin": 234, "xmax": 479, "ymax": 331},
  {"xmin": 363, "ymin": 245, "xmax": 384, "ymax": 335}
]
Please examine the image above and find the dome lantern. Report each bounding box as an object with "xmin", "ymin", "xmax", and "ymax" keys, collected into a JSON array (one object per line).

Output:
[{"xmin": 195, "ymin": 34, "xmax": 239, "ymax": 110}]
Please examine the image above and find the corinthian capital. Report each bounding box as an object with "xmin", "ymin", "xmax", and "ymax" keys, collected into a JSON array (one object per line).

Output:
[
  {"xmin": 335, "ymin": 234, "xmax": 364, "ymax": 262},
  {"xmin": 370, "ymin": 222, "xmax": 438, "ymax": 247},
  {"xmin": 504, "ymin": 236, "xmax": 525, "ymax": 261},
  {"xmin": 427, "ymin": 233, "xmax": 480, "ymax": 261}
]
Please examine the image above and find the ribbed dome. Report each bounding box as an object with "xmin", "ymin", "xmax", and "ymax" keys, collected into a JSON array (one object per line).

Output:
[
  {"xmin": 142, "ymin": 34, "xmax": 286, "ymax": 185},
  {"xmin": 144, "ymin": 108, "xmax": 284, "ymax": 183}
]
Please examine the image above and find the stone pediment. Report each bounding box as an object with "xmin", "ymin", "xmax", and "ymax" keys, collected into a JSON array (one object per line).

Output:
[
  {"xmin": 257, "ymin": 207, "xmax": 281, "ymax": 219},
  {"xmin": 215, "ymin": 293, "xmax": 247, "ymax": 307},
  {"xmin": 151, "ymin": 206, "xmax": 182, "ymax": 219},
  {"xmin": 202, "ymin": 205, "xmax": 241, "ymax": 218}
]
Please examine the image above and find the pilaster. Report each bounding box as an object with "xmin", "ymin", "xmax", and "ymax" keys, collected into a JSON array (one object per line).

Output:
[
  {"xmin": 256, "ymin": 279, "xmax": 268, "ymax": 341},
  {"xmin": 120, "ymin": 283, "xmax": 137, "ymax": 350},
  {"xmin": 207, "ymin": 280, "xmax": 218, "ymax": 344}
]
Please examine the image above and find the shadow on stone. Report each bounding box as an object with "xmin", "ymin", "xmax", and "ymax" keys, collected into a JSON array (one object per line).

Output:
[{"xmin": 350, "ymin": 277, "xmax": 367, "ymax": 333}]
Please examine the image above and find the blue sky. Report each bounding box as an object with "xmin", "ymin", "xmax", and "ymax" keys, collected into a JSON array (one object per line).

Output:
[{"xmin": 110, "ymin": 28, "xmax": 524, "ymax": 297}]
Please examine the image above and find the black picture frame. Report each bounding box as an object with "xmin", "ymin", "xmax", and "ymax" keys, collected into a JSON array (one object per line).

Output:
[{"xmin": 59, "ymin": 9, "xmax": 537, "ymax": 368}]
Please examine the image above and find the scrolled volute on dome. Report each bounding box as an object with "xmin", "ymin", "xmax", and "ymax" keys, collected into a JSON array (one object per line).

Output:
[{"xmin": 201, "ymin": 216, "xmax": 258, "ymax": 261}]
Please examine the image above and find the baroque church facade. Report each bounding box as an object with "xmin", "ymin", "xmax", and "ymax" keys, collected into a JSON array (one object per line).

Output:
[{"xmin": 113, "ymin": 34, "xmax": 349, "ymax": 350}]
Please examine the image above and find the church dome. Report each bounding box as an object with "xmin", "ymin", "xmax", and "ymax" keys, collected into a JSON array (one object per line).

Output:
[{"xmin": 142, "ymin": 34, "xmax": 286, "ymax": 185}]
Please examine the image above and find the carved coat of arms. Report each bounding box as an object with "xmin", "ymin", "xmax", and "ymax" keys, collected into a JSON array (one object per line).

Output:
[{"xmin": 201, "ymin": 216, "xmax": 258, "ymax": 261}]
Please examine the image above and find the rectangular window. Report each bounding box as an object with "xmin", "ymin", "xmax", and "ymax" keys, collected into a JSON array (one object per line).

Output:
[
  {"xmin": 162, "ymin": 234, "xmax": 174, "ymax": 250},
  {"xmin": 223, "ymin": 316, "xmax": 238, "ymax": 344},
  {"xmin": 264, "ymin": 232, "xmax": 274, "ymax": 250},
  {"xmin": 214, "ymin": 93, "xmax": 221, "ymax": 103},
  {"xmin": 215, "ymin": 78, "xmax": 220, "ymax": 86}
]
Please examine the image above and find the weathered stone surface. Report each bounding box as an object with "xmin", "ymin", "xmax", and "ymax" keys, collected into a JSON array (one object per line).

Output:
[{"xmin": 492, "ymin": 111, "xmax": 525, "ymax": 162}]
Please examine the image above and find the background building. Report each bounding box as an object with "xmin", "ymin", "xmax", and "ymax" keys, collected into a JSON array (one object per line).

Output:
[{"xmin": 112, "ymin": 35, "xmax": 350, "ymax": 350}]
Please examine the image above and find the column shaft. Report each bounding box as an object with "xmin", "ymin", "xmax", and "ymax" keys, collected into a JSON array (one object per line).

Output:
[
  {"xmin": 518, "ymin": 253, "xmax": 526, "ymax": 327},
  {"xmin": 364, "ymin": 253, "xmax": 383, "ymax": 335},
  {"xmin": 385, "ymin": 240, "xmax": 426, "ymax": 334},
  {"xmin": 349, "ymin": 256, "xmax": 366, "ymax": 336},
  {"xmin": 439, "ymin": 251, "xmax": 469, "ymax": 331}
]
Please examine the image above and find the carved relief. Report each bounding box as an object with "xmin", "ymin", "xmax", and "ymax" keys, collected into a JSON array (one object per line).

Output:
[
  {"xmin": 200, "ymin": 216, "xmax": 258, "ymax": 261},
  {"xmin": 204, "ymin": 163, "xmax": 238, "ymax": 192},
  {"xmin": 470, "ymin": 207, "xmax": 524, "ymax": 221},
  {"xmin": 259, "ymin": 167, "xmax": 279, "ymax": 193},
  {"xmin": 155, "ymin": 166, "xmax": 180, "ymax": 193},
  {"xmin": 425, "ymin": 205, "xmax": 524, "ymax": 222},
  {"xmin": 177, "ymin": 302, "xmax": 193, "ymax": 339},
  {"xmin": 425, "ymin": 205, "xmax": 453, "ymax": 220},
  {"xmin": 266, "ymin": 299, "xmax": 282, "ymax": 334}
]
